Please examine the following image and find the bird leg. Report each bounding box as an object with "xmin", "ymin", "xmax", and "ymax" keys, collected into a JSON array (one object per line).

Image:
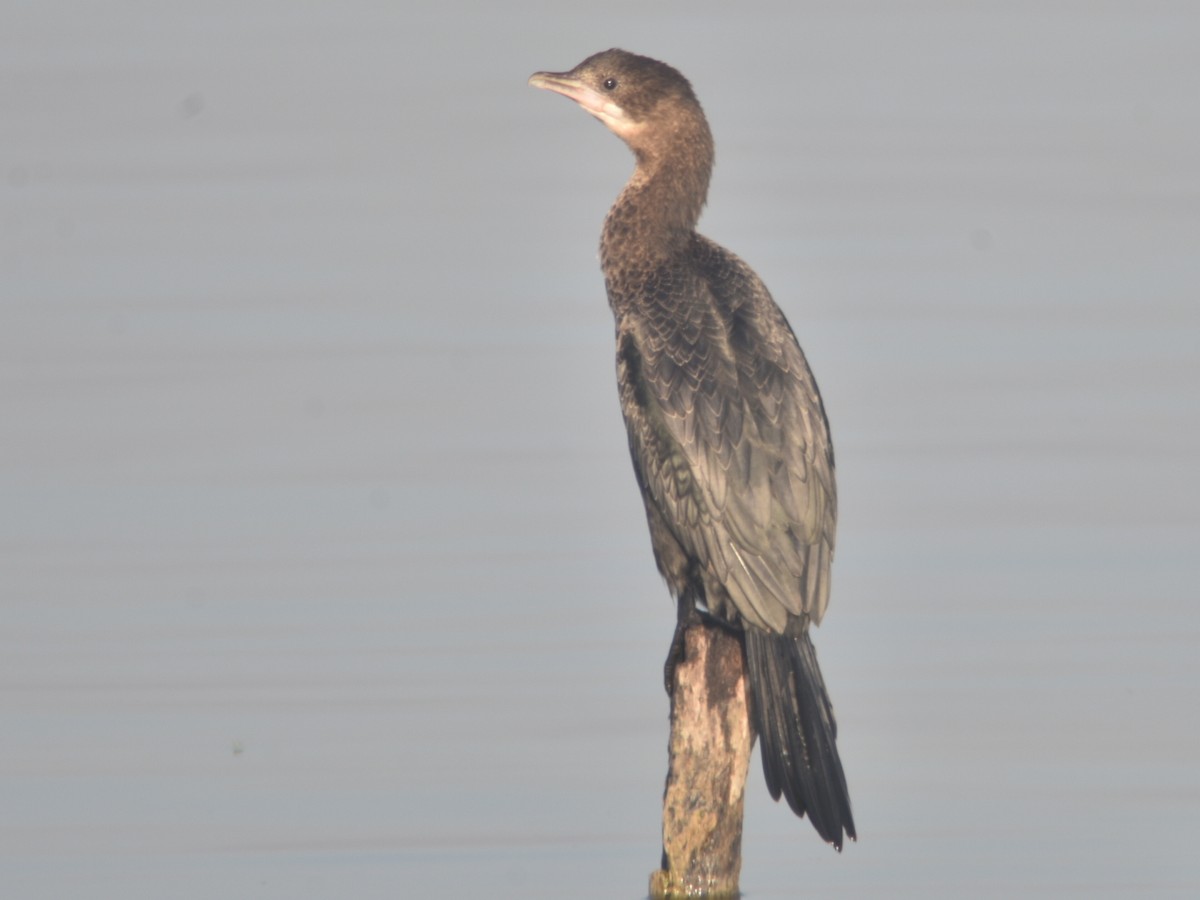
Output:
[
  {"xmin": 663, "ymin": 591, "xmax": 704, "ymax": 693},
  {"xmin": 664, "ymin": 593, "xmax": 699, "ymax": 693}
]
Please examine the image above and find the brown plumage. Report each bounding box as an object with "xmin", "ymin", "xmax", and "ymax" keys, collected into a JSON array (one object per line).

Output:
[{"xmin": 530, "ymin": 48, "xmax": 854, "ymax": 850}]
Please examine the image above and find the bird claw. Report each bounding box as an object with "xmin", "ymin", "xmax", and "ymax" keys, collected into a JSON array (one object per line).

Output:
[{"xmin": 663, "ymin": 594, "xmax": 703, "ymax": 693}]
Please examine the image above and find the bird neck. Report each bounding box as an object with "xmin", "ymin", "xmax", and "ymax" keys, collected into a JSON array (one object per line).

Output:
[{"xmin": 601, "ymin": 120, "xmax": 714, "ymax": 269}]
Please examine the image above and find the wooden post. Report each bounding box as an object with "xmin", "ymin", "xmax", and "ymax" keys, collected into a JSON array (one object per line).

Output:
[{"xmin": 649, "ymin": 620, "xmax": 753, "ymax": 899}]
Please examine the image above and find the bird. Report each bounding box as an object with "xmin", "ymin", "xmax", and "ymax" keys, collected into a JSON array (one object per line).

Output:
[{"xmin": 529, "ymin": 48, "xmax": 855, "ymax": 850}]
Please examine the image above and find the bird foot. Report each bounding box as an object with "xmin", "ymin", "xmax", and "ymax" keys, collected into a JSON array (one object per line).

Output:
[{"xmin": 663, "ymin": 595, "xmax": 703, "ymax": 693}]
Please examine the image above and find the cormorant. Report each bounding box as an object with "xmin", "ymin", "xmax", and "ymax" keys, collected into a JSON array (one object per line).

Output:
[{"xmin": 529, "ymin": 49, "xmax": 855, "ymax": 850}]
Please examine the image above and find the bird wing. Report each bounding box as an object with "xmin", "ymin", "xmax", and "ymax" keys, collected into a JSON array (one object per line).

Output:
[{"xmin": 615, "ymin": 236, "xmax": 836, "ymax": 633}]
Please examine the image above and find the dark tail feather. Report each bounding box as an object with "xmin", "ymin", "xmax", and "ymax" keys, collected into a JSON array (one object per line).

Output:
[{"xmin": 744, "ymin": 628, "xmax": 855, "ymax": 850}]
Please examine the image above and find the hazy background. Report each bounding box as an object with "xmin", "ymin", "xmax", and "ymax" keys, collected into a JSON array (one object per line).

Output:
[{"xmin": 3, "ymin": 2, "xmax": 1198, "ymax": 897}]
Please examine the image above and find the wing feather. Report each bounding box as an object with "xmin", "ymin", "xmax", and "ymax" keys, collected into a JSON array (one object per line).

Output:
[{"xmin": 614, "ymin": 235, "xmax": 837, "ymax": 633}]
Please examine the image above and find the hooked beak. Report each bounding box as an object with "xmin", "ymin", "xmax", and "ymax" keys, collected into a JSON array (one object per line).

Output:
[
  {"xmin": 529, "ymin": 70, "xmax": 639, "ymax": 139},
  {"xmin": 528, "ymin": 71, "xmax": 609, "ymax": 117}
]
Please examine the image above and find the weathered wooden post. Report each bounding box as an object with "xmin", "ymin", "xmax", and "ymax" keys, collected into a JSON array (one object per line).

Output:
[{"xmin": 649, "ymin": 619, "xmax": 753, "ymax": 899}]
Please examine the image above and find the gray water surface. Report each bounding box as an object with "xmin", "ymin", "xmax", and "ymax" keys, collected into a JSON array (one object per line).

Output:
[{"xmin": 3, "ymin": 3, "xmax": 1198, "ymax": 898}]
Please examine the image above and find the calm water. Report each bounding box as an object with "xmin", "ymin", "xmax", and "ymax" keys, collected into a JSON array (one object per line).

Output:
[{"xmin": 3, "ymin": 3, "xmax": 1198, "ymax": 898}]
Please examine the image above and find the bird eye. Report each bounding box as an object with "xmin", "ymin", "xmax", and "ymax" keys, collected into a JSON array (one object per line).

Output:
[{"xmin": 602, "ymin": 77, "xmax": 618, "ymax": 91}]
